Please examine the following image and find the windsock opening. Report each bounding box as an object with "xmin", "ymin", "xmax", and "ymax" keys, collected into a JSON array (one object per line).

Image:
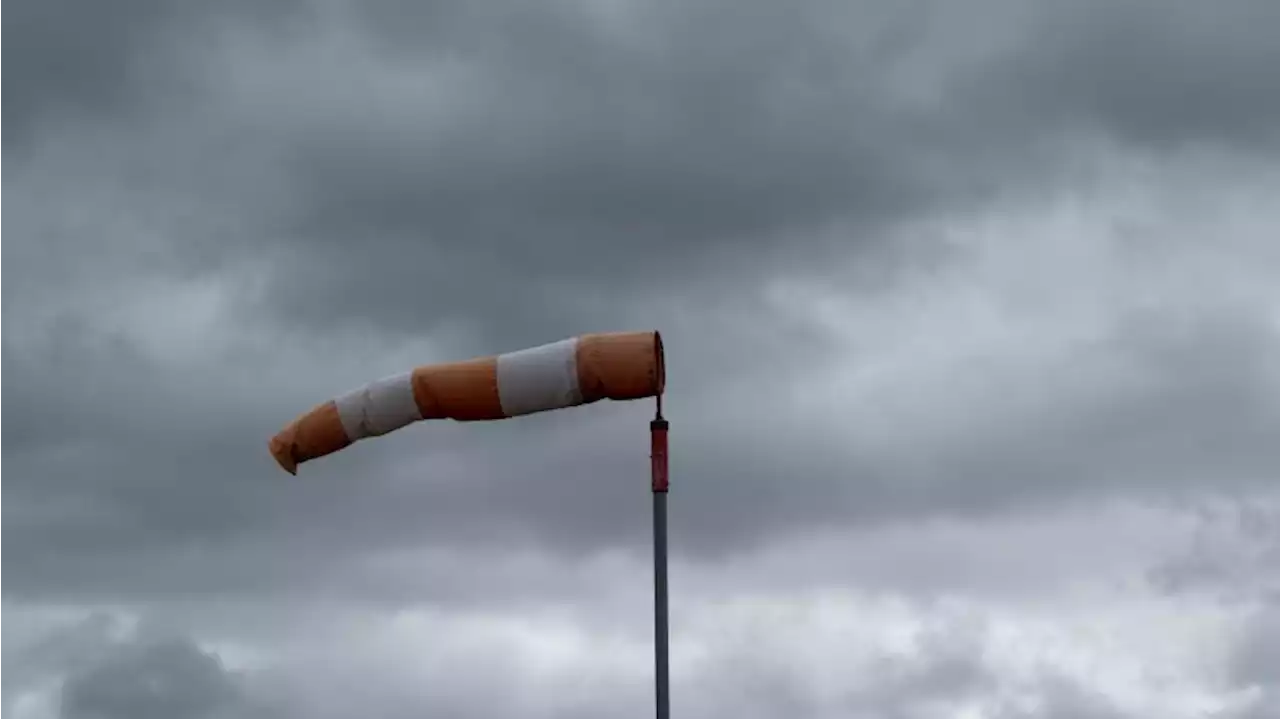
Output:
[{"xmin": 269, "ymin": 330, "xmax": 665, "ymax": 475}]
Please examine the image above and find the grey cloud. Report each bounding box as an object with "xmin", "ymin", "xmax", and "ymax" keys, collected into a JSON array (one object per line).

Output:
[
  {"xmin": 968, "ymin": 0, "xmax": 1280, "ymax": 152},
  {"xmin": 1149, "ymin": 495, "xmax": 1280, "ymax": 601},
  {"xmin": 1229, "ymin": 608, "xmax": 1280, "ymax": 719},
  {"xmin": 2, "ymin": 0, "xmax": 179, "ymax": 141},
  {"xmin": 14, "ymin": 0, "xmax": 1278, "ymax": 344},
  {"xmin": 4, "ymin": 0, "xmax": 1280, "ymax": 713},
  {"xmin": 205, "ymin": 0, "xmax": 945, "ymax": 343},
  {"xmin": 1212, "ymin": 592, "xmax": 1280, "ymax": 719},
  {"xmin": 5, "ymin": 277, "xmax": 1279, "ymax": 603},
  {"xmin": 1, "ymin": 0, "xmax": 305, "ymax": 146},
  {"xmin": 7, "ymin": 0, "xmax": 1279, "ymax": 395},
  {"xmin": 1233, "ymin": 610, "xmax": 1280, "ymax": 690},
  {"xmin": 922, "ymin": 309, "xmax": 1280, "ymax": 513},
  {"xmin": 60, "ymin": 637, "xmax": 251, "ymax": 719},
  {"xmin": 1145, "ymin": 497, "xmax": 1280, "ymax": 718},
  {"xmin": 194, "ymin": 603, "xmax": 1136, "ymax": 716},
  {"xmin": 680, "ymin": 613, "xmax": 1130, "ymax": 719},
  {"xmin": 995, "ymin": 678, "xmax": 1128, "ymax": 719}
]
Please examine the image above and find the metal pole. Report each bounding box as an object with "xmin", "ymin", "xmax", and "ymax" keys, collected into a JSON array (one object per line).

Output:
[{"xmin": 650, "ymin": 415, "xmax": 670, "ymax": 719}]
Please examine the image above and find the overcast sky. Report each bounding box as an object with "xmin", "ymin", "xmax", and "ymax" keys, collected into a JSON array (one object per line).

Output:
[{"xmin": 4, "ymin": 0, "xmax": 1280, "ymax": 717}]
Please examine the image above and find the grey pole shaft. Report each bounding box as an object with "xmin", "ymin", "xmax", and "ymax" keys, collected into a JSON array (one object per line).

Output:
[{"xmin": 653, "ymin": 490, "xmax": 670, "ymax": 719}]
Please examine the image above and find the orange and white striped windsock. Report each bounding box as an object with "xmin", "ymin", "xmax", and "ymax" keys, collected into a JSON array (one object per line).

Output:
[{"xmin": 268, "ymin": 331, "xmax": 665, "ymax": 474}]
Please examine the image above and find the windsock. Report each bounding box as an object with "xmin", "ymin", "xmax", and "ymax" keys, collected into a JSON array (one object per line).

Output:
[{"xmin": 269, "ymin": 331, "xmax": 665, "ymax": 474}]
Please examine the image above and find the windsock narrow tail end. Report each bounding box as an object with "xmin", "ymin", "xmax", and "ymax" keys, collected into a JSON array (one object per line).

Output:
[
  {"xmin": 269, "ymin": 436, "xmax": 299, "ymax": 475},
  {"xmin": 268, "ymin": 400, "xmax": 351, "ymax": 475}
]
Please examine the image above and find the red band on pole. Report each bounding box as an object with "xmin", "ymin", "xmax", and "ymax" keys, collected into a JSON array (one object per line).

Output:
[{"xmin": 650, "ymin": 418, "xmax": 669, "ymax": 493}]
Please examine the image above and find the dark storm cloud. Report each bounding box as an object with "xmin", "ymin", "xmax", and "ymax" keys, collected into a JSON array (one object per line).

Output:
[
  {"xmin": 2, "ymin": 0, "xmax": 181, "ymax": 140},
  {"xmin": 192, "ymin": 0, "xmax": 943, "ymax": 344},
  {"xmin": 60, "ymin": 638, "xmax": 251, "ymax": 719},
  {"xmin": 9, "ymin": 2, "xmax": 1280, "ymax": 716},
  {"xmin": 4, "ymin": 0, "xmax": 1280, "ymax": 627},
  {"xmin": 1, "ymin": 0, "xmax": 305, "ymax": 146},
  {"xmin": 907, "ymin": 308, "xmax": 1280, "ymax": 512},
  {"xmin": 6, "ymin": 295, "xmax": 1277, "ymax": 604},
  {"xmin": 973, "ymin": 0, "xmax": 1280, "ymax": 152},
  {"xmin": 245, "ymin": 0, "xmax": 1280, "ymax": 341}
]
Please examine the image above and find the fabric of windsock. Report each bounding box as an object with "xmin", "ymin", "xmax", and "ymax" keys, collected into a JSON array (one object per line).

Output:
[{"xmin": 269, "ymin": 331, "xmax": 665, "ymax": 474}]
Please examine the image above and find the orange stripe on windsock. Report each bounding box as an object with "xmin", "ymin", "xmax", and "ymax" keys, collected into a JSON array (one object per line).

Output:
[
  {"xmin": 411, "ymin": 357, "xmax": 503, "ymax": 421},
  {"xmin": 576, "ymin": 331, "xmax": 665, "ymax": 402},
  {"xmin": 268, "ymin": 331, "xmax": 664, "ymax": 474},
  {"xmin": 268, "ymin": 400, "xmax": 352, "ymax": 475}
]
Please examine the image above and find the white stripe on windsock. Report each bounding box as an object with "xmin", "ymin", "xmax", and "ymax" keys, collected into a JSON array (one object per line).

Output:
[
  {"xmin": 496, "ymin": 337, "xmax": 583, "ymax": 417},
  {"xmin": 335, "ymin": 371, "xmax": 423, "ymax": 441}
]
